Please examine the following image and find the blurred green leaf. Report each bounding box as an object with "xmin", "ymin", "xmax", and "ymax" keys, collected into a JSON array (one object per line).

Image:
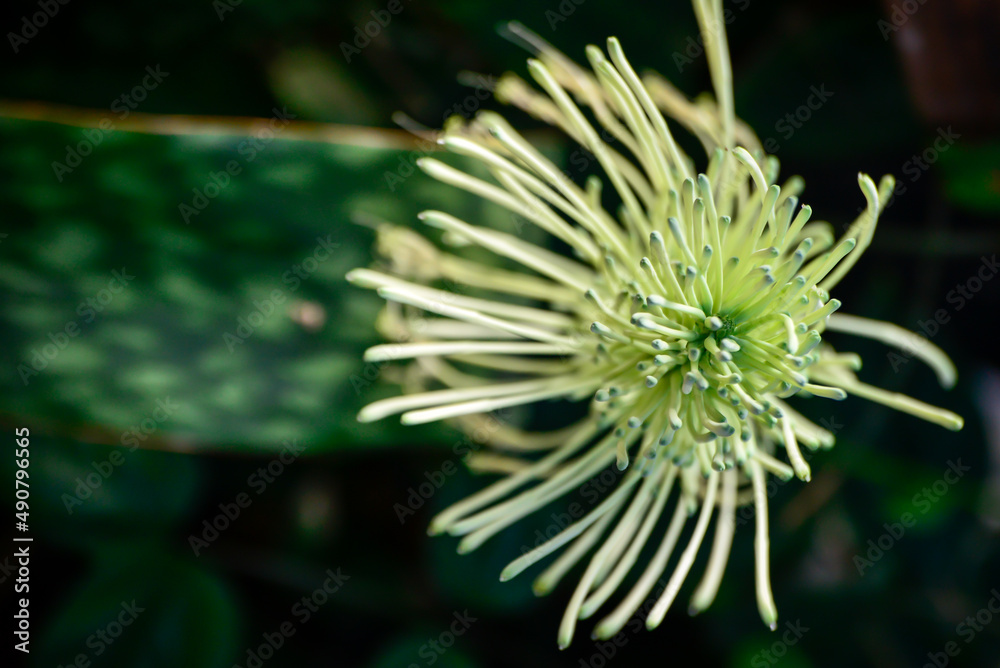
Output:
[
  {"xmin": 36, "ymin": 545, "xmax": 240, "ymax": 668},
  {"xmin": 938, "ymin": 140, "xmax": 1000, "ymax": 214},
  {"xmin": 0, "ymin": 118, "xmax": 514, "ymax": 453}
]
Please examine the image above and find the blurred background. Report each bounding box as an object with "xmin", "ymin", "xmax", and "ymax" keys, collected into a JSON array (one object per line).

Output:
[{"xmin": 2, "ymin": 0, "xmax": 999, "ymax": 666}]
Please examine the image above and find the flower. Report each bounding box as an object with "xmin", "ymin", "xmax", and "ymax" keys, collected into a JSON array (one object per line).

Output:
[{"xmin": 347, "ymin": 0, "xmax": 963, "ymax": 647}]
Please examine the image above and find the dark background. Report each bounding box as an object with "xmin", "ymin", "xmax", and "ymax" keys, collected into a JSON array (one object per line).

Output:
[{"xmin": 1, "ymin": 0, "xmax": 999, "ymax": 666}]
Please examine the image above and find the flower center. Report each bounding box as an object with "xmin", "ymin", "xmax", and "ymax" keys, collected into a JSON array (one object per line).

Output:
[{"xmin": 710, "ymin": 315, "xmax": 738, "ymax": 342}]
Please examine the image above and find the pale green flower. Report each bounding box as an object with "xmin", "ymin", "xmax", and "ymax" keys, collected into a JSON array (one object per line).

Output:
[{"xmin": 348, "ymin": 0, "xmax": 963, "ymax": 647}]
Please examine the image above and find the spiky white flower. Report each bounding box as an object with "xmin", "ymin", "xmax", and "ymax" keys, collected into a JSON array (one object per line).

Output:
[{"xmin": 348, "ymin": 0, "xmax": 963, "ymax": 647}]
